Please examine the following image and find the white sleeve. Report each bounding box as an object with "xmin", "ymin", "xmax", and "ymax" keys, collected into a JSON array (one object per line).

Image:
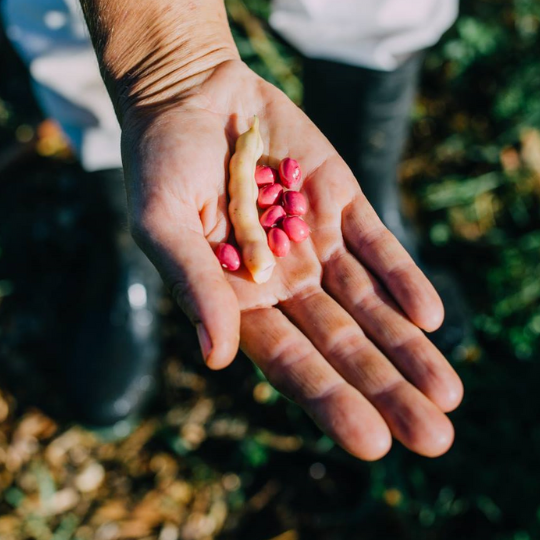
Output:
[
  {"xmin": 270, "ymin": 0, "xmax": 459, "ymax": 71},
  {"xmin": 2, "ymin": 0, "xmax": 122, "ymax": 172}
]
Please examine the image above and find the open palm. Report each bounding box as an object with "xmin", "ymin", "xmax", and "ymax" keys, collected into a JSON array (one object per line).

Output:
[{"xmin": 122, "ymin": 60, "xmax": 463, "ymax": 460}]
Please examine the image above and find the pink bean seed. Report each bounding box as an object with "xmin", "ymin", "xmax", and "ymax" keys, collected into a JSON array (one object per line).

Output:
[
  {"xmin": 258, "ymin": 183, "xmax": 283, "ymax": 208},
  {"xmin": 282, "ymin": 216, "xmax": 310, "ymax": 243},
  {"xmin": 255, "ymin": 165, "xmax": 278, "ymax": 187},
  {"xmin": 279, "ymin": 158, "xmax": 302, "ymax": 189},
  {"xmin": 282, "ymin": 190, "xmax": 307, "ymax": 216},
  {"xmin": 215, "ymin": 243, "xmax": 241, "ymax": 271},
  {"xmin": 260, "ymin": 205, "xmax": 286, "ymax": 229},
  {"xmin": 268, "ymin": 228, "xmax": 290, "ymax": 257}
]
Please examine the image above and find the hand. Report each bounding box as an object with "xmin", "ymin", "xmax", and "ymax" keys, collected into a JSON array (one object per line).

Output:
[{"xmin": 121, "ymin": 60, "xmax": 463, "ymax": 460}]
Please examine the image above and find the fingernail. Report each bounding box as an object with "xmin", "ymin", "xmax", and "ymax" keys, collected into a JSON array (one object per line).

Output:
[{"xmin": 196, "ymin": 324, "xmax": 212, "ymax": 362}]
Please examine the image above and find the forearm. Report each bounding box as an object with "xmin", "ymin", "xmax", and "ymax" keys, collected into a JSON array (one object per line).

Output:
[{"xmin": 79, "ymin": 0, "xmax": 239, "ymax": 121}]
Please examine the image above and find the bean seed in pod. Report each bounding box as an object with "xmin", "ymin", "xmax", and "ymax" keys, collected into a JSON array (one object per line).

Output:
[
  {"xmin": 260, "ymin": 205, "xmax": 286, "ymax": 229},
  {"xmin": 279, "ymin": 158, "xmax": 301, "ymax": 188},
  {"xmin": 282, "ymin": 216, "xmax": 310, "ymax": 243},
  {"xmin": 268, "ymin": 228, "xmax": 290, "ymax": 257},
  {"xmin": 258, "ymin": 183, "xmax": 283, "ymax": 208},
  {"xmin": 255, "ymin": 165, "xmax": 278, "ymax": 187},
  {"xmin": 215, "ymin": 243, "xmax": 241, "ymax": 271},
  {"xmin": 282, "ymin": 191, "xmax": 307, "ymax": 216}
]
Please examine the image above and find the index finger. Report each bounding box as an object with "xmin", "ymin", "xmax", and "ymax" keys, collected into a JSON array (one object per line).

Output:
[{"xmin": 342, "ymin": 194, "xmax": 444, "ymax": 332}]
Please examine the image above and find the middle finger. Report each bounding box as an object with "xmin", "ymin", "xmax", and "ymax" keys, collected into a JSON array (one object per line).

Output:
[
  {"xmin": 322, "ymin": 249, "xmax": 464, "ymax": 412},
  {"xmin": 280, "ymin": 287, "xmax": 454, "ymax": 457}
]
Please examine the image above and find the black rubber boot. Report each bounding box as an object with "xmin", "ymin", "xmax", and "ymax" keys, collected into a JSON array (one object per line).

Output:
[
  {"xmin": 303, "ymin": 55, "xmax": 473, "ymax": 356},
  {"xmin": 61, "ymin": 169, "xmax": 162, "ymax": 427}
]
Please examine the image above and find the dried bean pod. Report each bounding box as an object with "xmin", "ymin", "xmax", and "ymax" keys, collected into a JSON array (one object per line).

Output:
[{"xmin": 229, "ymin": 117, "xmax": 276, "ymax": 283}]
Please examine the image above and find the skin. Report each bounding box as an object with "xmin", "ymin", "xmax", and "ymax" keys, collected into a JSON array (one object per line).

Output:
[{"xmin": 80, "ymin": 0, "xmax": 464, "ymax": 460}]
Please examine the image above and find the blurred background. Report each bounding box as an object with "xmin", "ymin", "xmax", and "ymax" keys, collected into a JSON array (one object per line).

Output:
[{"xmin": 1, "ymin": 0, "xmax": 540, "ymax": 538}]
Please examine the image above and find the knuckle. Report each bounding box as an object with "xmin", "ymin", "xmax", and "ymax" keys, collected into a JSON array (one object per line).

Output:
[
  {"xmin": 326, "ymin": 329, "xmax": 367, "ymax": 360},
  {"xmin": 360, "ymin": 226, "xmax": 391, "ymax": 252}
]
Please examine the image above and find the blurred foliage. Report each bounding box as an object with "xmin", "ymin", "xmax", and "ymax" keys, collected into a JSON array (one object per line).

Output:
[
  {"xmin": 226, "ymin": 0, "xmax": 302, "ymax": 103},
  {"xmin": 401, "ymin": 0, "xmax": 540, "ymax": 363},
  {"xmin": 1, "ymin": 1, "xmax": 540, "ymax": 539}
]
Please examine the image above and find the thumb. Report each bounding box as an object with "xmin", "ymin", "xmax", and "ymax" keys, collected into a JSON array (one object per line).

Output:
[{"xmin": 133, "ymin": 217, "xmax": 240, "ymax": 370}]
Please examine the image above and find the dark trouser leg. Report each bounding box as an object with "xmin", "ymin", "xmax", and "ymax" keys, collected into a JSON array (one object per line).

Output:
[
  {"xmin": 303, "ymin": 55, "xmax": 473, "ymax": 356},
  {"xmin": 303, "ymin": 54, "xmax": 423, "ymax": 256}
]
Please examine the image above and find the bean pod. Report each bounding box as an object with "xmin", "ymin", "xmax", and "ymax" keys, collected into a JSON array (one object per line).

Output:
[{"xmin": 228, "ymin": 117, "xmax": 276, "ymax": 283}]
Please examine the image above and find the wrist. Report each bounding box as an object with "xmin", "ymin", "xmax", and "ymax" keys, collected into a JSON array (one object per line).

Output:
[{"xmin": 82, "ymin": 0, "xmax": 239, "ymax": 123}]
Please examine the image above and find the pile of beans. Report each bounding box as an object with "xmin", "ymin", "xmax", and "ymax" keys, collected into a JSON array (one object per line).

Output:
[{"xmin": 216, "ymin": 157, "xmax": 309, "ymax": 273}]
